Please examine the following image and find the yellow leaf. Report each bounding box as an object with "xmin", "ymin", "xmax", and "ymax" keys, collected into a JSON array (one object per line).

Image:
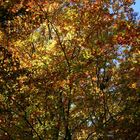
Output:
[{"xmin": 131, "ymin": 83, "xmax": 136, "ymax": 89}]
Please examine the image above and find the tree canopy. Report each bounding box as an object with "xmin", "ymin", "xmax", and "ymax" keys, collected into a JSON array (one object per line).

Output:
[{"xmin": 0, "ymin": 0, "xmax": 140, "ymax": 139}]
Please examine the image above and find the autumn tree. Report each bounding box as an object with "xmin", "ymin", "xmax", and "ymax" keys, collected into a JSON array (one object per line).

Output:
[{"xmin": 0, "ymin": 0, "xmax": 140, "ymax": 139}]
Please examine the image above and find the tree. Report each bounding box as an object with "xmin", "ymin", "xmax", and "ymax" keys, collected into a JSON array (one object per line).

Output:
[{"xmin": 0, "ymin": 0, "xmax": 140, "ymax": 139}]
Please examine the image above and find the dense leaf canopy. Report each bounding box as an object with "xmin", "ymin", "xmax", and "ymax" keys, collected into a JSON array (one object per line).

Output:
[{"xmin": 0, "ymin": 0, "xmax": 140, "ymax": 139}]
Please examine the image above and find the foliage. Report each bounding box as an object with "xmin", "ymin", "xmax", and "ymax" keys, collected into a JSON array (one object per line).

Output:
[{"xmin": 0, "ymin": 0, "xmax": 140, "ymax": 139}]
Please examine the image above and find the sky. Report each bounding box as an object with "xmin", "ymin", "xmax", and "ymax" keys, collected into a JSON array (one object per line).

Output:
[{"xmin": 132, "ymin": 0, "xmax": 140, "ymax": 15}]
